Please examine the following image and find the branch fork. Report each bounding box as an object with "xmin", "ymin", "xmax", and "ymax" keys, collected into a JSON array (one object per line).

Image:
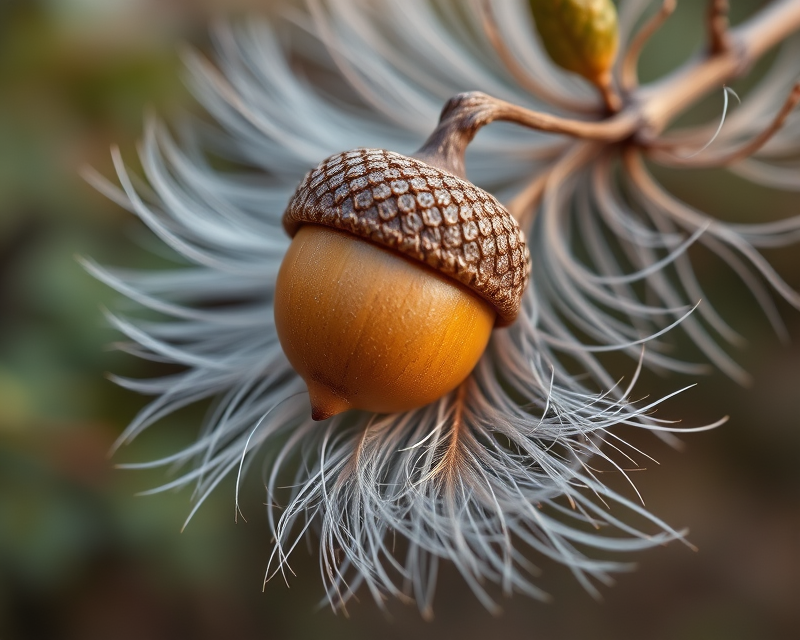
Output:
[{"xmin": 421, "ymin": 0, "xmax": 800, "ymax": 219}]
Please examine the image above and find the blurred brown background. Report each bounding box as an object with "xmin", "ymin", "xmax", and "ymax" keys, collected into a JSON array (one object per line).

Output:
[{"xmin": 0, "ymin": 1, "xmax": 798, "ymax": 638}]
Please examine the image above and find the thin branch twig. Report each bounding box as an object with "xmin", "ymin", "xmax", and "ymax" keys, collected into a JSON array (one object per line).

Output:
[
  {"xmin": 596, "ymin": 74, "xmax": 623, "ymax": 115},
  {"xmin": 409, "ymin": 0, "xmax": 800, "ymax": 212},
  {"xmin": 647, "ymin": 82, "xmax": 800, "ymax": 167},
  {"xmin": 639, "ymin": 0, "xmax": 800, "ymax": 137},
  {"xmin": 708, "ymin": 0, "xmax": 732, "ymax": 55},
  {"xmin": 508, "ymin": 171, "xmax": 549, "ymax": 224},
  {"xmin": 620, "ymin": 0, "xmax": 676, "ymax": 92},
  {"xmin": 414, "ymin": 92, "xmax": 638, "ymax": 178}
]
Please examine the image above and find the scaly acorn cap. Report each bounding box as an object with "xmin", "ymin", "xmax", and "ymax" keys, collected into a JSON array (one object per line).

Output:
[{"xmin": 283, "ymin": 148, "xmax": 531, "ymax": 326}]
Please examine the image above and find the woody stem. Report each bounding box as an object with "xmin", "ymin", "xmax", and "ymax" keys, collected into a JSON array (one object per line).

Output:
[{"xmin": 415, "ymin": 0, "xmax": 800, "ymax": 177}]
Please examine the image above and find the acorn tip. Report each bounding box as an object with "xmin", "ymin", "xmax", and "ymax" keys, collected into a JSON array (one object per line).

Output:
[{"xmin": 307, "ymin": 381, "xmax": 350, "ymax": 421}]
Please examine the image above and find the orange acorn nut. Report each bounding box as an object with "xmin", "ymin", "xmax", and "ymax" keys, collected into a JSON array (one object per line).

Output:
[{"xmin": 276, "ymin": 147, "xmax": 530, "ymax": 421}]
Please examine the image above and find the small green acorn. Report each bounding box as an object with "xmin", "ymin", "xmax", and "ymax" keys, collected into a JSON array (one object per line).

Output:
[{"xmin": 529, "ymin": 0, "xmax": 619, "ymax": 102}]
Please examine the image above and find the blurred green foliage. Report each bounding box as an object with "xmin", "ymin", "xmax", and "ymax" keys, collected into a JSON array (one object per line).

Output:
[{"xmin": 0, "ymin": 1, "xmax": 798, "ymax": 639}]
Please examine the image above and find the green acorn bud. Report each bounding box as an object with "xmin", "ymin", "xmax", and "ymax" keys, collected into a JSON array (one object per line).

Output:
[{"xmin": 529, "ymin": 0, "xmax": 619, "ymax": 89}]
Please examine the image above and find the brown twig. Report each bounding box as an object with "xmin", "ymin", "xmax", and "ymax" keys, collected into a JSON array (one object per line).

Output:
[
  {"xmin": 414, "ymin": 92, "xmax": 638, "ymax": 178},
  {"xmin": 647, "ymin": 82, "xmax": 800, "ymax": 168},
  {"xmin": 639, "ymin": 0, "xmax": 800, "ymax": 138},
  {"xmin": 432, "ymin": 0, "xmax": 800, "ymax": 161},
  {"xmin": 412, "ymin": 0, "xmax": 800, "ymax": 212},
  {"xmin": 431, "ymin": 0, "xmax": 800, "ymax": 165},
  {"xmin": 708, "ymin": 0, "xmax": 733, "ymax": 55},
  {"xmin": 479, "ymin": 0, "xmax": 600, "ymax": 115},
  {"xmin": 620, "ymin": 0, "xmax": 677, "ymax": 92},
  {"xmin": 508, "ymin": 171, "xmax": 549, "ymax": 224},
  {"xmin": 596, "ymin": 73, "xmax": 623, "ymax": 114}
]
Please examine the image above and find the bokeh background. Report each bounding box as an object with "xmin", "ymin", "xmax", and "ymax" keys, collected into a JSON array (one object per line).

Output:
[{"xmin": 1, "ymin": 0, "xmax": 798, "ymax": 638}]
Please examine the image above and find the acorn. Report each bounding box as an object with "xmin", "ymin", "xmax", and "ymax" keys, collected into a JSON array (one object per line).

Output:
[
  {"xmin": 275, "ymin": 97, "xmax": 531, "ymax": 420},
  {"xmin": 528, "ymin": 0, "xmax": 621, "ymax": 111}
]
